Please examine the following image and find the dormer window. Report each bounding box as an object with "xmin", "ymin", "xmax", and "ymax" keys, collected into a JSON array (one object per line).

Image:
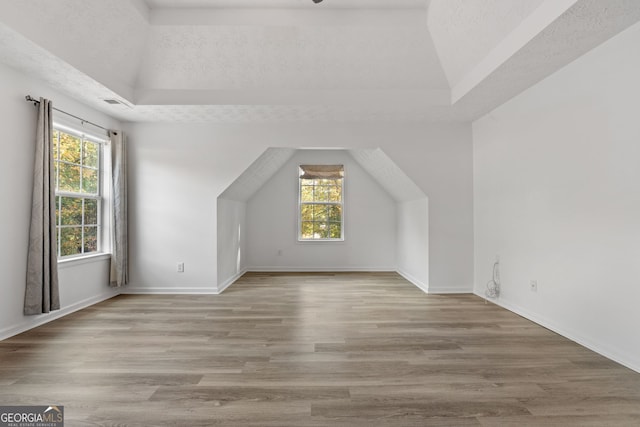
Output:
[{"xmin": 298, "ymin": 165, "xmax": 344, "ymax": 241}]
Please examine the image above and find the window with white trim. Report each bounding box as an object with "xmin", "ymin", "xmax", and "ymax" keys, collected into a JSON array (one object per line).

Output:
[
  {"xmin": 53, "ymin": 125, "xmax": 105, "ymax": 258},
  {"xmin": 298, "ymin": 165, "xmax": 344, "ymax": 241}
]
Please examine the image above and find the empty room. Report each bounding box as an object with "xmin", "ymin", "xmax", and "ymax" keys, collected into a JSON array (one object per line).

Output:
[{"xmin": 1, "ymin": 0, "xmax": 640, "ymax": 425}]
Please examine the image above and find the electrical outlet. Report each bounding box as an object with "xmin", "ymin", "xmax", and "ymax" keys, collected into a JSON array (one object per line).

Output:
[
  {"xmin": 530, "ymin": 280, "xmax": 537, "ymax": 292},
  {"xmin": 177, "ymin": 262, "xmax": 184, "ymax": 273}
]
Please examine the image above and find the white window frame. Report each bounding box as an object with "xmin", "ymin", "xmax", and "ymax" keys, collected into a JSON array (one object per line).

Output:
[
  {"xmin": 53, "ymin": 122, "xmax": 107, "ymax": 260},
  {"xmin": 297, "ymin": 165, "xmax": 345, "ymax": 242}
]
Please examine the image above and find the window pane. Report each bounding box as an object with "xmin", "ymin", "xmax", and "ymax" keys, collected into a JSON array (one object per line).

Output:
[
  {"xmin": 315, "ymin": 186, "xmax": 329, "ymax": 202},
  {"xmin": 299, "ymin": 166, "xmax": 343, "ymax": 241},
  {"xmin": 83, "ymin": 141, "xmax": 99, "ymax": 168},
  {"xmin": 301, "ymin": 221, "xmax": 314, "ymax": 239},
  {"xmin": 329, "ymin": 205, "xmax": 341, "ymax": 221},
  {"xmin": 301, "ymin": 185, "xmax": 314, "ymax": 202},
  {"xmin": 300, "ymin": 204, "xmax": 313, "ymax": 222},
  {"xmin": 60, "ymin": 227, "xmax": 82, "ymax": 256},
  {"xmin": 84, "ymin": 199, "xmax": 98, "ymax": 225},
  {"xmin": 313, "ymin": 204, "xmax": 327, "ymax": 221},
  {"xmin": 313, "ymin": 222, "xmax": 328, "ymax": 239},
  {"xmin": 58, "ymin": 163, "xmax": 81, "ymax": 192},
  {"xmin": 84, "ymin": 227, "xmax": 98, "ymax": 253},
  {"xmin": 54, "ymin": 126, "xmax": 103, "ymax": 257},
  {"xmin": 328, "ymin": 186, "xmax": 342, "ymax": 202},
  {"xmin": 329, "ymin": 223, "xmax": 341, "ymax": 239},
  {"xmin": 60, "ymin": 197, "xmax": 82, "ymax": 225},
  {"xmin": 59, "ymin": 132, "xmax": 81, "ymax": 164},
  {"xmin": 82, "ymin": 168, "xmax": 98, "ymax": 194}
]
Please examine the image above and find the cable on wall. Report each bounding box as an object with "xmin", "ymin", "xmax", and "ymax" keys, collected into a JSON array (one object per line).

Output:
[{"xmin": 485, "ymin": 261, "xmax": 500, "ymax": 299}]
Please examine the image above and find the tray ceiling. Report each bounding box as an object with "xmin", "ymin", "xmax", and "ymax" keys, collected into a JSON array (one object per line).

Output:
[
  {"xmin": 0, "ymin": 0, "xmax": 638, "ymax": 123},
  {"xmin": 144, "ymin": 0, "xmax": 429, "ymax": 9}
]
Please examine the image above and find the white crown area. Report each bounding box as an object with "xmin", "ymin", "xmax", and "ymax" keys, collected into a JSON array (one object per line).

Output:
[{"xmin": 0, "ymin": 0, "xmax": 639, "ymax": 123}]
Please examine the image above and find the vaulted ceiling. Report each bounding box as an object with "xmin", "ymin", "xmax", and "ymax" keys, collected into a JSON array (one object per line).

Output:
[{"xmin": 0, "ymin": 0, "xmax": 639, "ymax": 123}]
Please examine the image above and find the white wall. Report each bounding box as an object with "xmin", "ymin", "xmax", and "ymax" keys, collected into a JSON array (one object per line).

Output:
[
  {"xmin": 217, "ymin": 197, "xmax": 247, "ymax": 291},
  {"xmin": 473, "ymin": 21, "xmax": 640, "ymax": 372},
  {"xmin": 0, "ymin": 61, "xmax": 121, "ymax": 339},
  {"xmin": 397, "ymin": 198, "xmax": 429, "ymax": 292},
  {"xmin": 125, "ymin": 126, "xmax": 220, "ymax": 293},
  {"xmin": 246, "ymin": 149, "xmax": 396, "ymax": 271},
  {"xmin": 125, "ymin": 122, "xmax": 473, "ymax": 292}
]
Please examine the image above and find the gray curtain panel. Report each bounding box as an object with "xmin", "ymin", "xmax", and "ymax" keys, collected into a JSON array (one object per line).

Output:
[
  {"xmin": 24, "ymin": 98, "xmax": 60, "ymax": 315},
  {"xmin": 110, "ymin": 131, "xmax": 128, "ymax": 287}
]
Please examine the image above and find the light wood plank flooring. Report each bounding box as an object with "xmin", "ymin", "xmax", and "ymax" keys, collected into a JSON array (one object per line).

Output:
[{"xmin": 1, "ymin": 272, "xmax": 640, "ymax": 426}]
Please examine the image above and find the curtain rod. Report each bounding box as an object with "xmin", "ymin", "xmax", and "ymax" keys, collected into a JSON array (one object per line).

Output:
[{"xmin": 25, "ymin": 95, "xmax": 113, "ymax": 134}]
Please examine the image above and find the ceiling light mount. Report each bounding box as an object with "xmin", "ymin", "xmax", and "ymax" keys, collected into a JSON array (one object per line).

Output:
[{"xmin": 312, "ymin": 0, "xmax": 323, "ymax": 3}]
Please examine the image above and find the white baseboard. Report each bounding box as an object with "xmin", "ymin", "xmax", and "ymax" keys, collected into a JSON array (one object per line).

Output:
[
  {"xmin": 217, "ymin": 268, "xmax": 248, "ymax": 294},
  {"xmin": 121, "ymin": 286, "xmax": 219, "ymax": 295},
  {"xmin": 396, "ymin": 269, "xmax": 429, "ymax": 293},
  {"xmin": 0, "ymin": 289, "xmax": 120, "ymax": 341},
  {"xmin": 428, "ymin": 285, "xmax": 473, "ymax": 294},
  {"xmin": 475, "ymin": 291, "xmax": 640, "ymax": 374},
  {"xmin": 246, "ymin": 266, "xmax": 396, "ymax": 272}
]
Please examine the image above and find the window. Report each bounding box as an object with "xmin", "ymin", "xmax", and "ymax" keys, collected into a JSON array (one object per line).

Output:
[
  {"xmin": 53, "ymin": 125, "xmax": 105, "ymax": 258},
  {"xmin": 299, "ymin": 165, "xmax": 344, "ymax": 240}
]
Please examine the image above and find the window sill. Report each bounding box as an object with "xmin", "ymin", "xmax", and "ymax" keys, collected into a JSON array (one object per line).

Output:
[
  {"xmin": 58, "ymin": 253, "xmax": 111, "ymax": 269},
  {"xmin": 297, "ymin": 239, "xmax": 345, "ymax": 245}
]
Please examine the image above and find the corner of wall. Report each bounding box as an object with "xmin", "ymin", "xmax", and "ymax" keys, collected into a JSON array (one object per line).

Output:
[
  {"xmin": 216, "ymin": 267, "xmax": 248, "ymax": 294},
  {"xmin": 397, "ymin": 269, "xmax": 429, "ymax": 294}
]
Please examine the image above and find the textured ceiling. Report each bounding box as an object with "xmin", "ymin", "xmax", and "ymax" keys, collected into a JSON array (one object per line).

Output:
[
  {"xmin": 137, "ymin": 25, "xmax": 444, "ymax": 91},
  {"xmin": 0, "ymin": 0, "xmax": 639, "ymax": 124},
  {"xmin": 0, "ymin": 0, "xmax": 148, "ymax": 99},
  {"xmin": 145, "ymin": 0, "xmax": 429, "ymax": 9},
  {"xmin": 452, "ymin": 0, "xmax": 640, "ymax": 116},
  {"xmin": 428, "ymin": 0, "xmax": 545, "ymax": 88}
]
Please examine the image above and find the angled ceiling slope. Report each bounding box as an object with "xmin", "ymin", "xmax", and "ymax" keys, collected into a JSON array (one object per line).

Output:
[
  {"xmin": 219, "ymin": 148, "xmax": 297, "ymax": 202},
  {"xmin": 219, "ymin": 147, "xmax": 425, "ymax": 203},
  {"xmin": 348, "ymin": 149, "xmax": 425, "ymax": 202},
  {"xmin": 0, "ymin": 0, "xmax": 638, "ymax": 123}
]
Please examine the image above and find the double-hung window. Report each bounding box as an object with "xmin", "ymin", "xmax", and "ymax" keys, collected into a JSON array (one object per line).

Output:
[
  {"xmin": 299, "ymin": 165, "xmax": 344, "ymax": 241},
  {"xmin": 53, "ymin": 124, "xmax": 105, "ymax": 258}
]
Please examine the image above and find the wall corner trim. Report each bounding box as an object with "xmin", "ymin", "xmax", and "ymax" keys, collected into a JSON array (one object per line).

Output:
[
  {"xmin": 428, "ymin": 285, "xmax": 474, "ymax": 294},
  {"xmin": 397, "ymin": 269, "xmax": 429, "ymax": 293},
  {"xmin": 217, "ymin": 268, "xmax": 248, "ymax": 294}
]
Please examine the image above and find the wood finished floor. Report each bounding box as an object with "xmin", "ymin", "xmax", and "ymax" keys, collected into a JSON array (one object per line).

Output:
[{"xmin": 1, "ymin": 272, "xmax": 640, "ymax": 426}]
